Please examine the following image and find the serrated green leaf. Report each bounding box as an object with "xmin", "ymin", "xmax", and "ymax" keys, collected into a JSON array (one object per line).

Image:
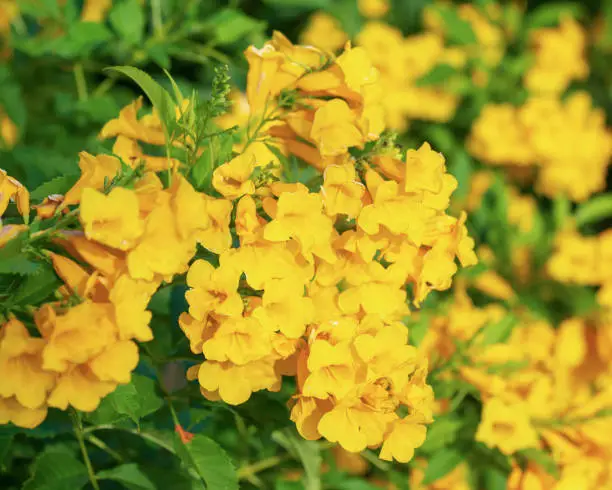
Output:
[
  {"xmin": 175, "ymin": 434, "xmax": 238, "ymax": 490},
  {"xmin": 97, "ymin": 463, "xmax": 156, "ymax": 490},
  {"xmin": 23, "ymin": 445, "xmax": 88, "ymax": 490},
  {"xmin": 575, "ymin": 193, "xmax": 612, "ymax": 228},
  {"xmin": 30, "ymin": 175, "xmax": 79, "ymax": 201},
  {"xmin": 110, "ymin": 0, "xmax": 145, "ymax": 45},
  {"xmin": 11, "ymin": 263, "xmax": 60, "ymax": 305},
  {"xmin": 421, "ymin": 448, "xmax": 463, "ymax": 485},
  {"xmin": 106, "ymin": 374, "xmax": 164, "ymax": 424},
  {"xmin": 105, "ymin": 66, "xmax": 176, "ymax": 144}
]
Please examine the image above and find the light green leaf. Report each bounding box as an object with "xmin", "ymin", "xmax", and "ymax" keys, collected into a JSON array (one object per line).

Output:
[
  {"xmin": 419, "ymin": 415, "xmax": 463, "ymax": 454},
  {"xmin": 477, "ymin": 314, "xmax": 516, "ymax": 346},
  {"xmin": 421, "ymin": 448, "xmax": 463, "ymax": 485},
  {"xmin": 97, "ymin": 463, "xmax": 156, "ymax": 490},
  {"xmin": 205, "ymin": 9, "xmax": 265, "ymax": 45},
  {"xmin": 575, "ymin": 194, "xmax": 612, "ymax": 228},
  {"xmin": 416, "ymin": 64, "xmax": 457, "ymax": 86},
  {"xmin": 23, "ymin": 445, "xmax": 88, "ymax": 490},
  {"xmin": 519, "ymin": 448, "xmax": 560, "ymax": 478},
  {"xmin": 432, "ymin": 6, "xmax": 477, "ymax": 44},
  {"xmin": 110, "ymin": 0, "xmax": 145, "ymax": 45},
  {"xmin": 175, "ymin": 434, "xmax": 239, "ymax": 490},
  {"xmin": 263, "ymin": 0, "xmax": 329, "ymax": 8},
  {"xmin": 105, "ymin": 66, "xmax": 176, "ymax": 143}
]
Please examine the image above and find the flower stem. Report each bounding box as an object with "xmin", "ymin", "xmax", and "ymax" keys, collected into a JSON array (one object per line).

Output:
[
  {"xmin": 73, "ymin": 63, "xmax": 88, "ymax": 102},
  {"xmin": 71, "ymin": 410, "xmax": 100, "ymax": 490}
]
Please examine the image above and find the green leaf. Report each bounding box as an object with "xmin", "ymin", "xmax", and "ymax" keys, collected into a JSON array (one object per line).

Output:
[
  {"xmin": 97, "ymin": 463, "xmax": 156, "ymax": 490},
  {"xmin": 105, "ymin": 374, "xmax": 163, "ymax": 424},
  {"xmin": 23, "ymin": 445, "xmax": 88, "ymax": 490},
  {"xmin": 477, "ymin": 314, "xmax": 516, "ymax": 346},
  {"xmin": 416, "ymin": 64, "xmax": 457, "ymax": 86},
  {"xmin": 0, "ymin": 233, "xmax": 39, "ymax": 276},
  {"xmin": 205, "ymin": 9, "xmax": 265, "ymax": 45},
  {"xmin": 273, "ymin": 429, "xmax": 321, "ymax": 490},
  {"xmin": 17, "ymin": 0, "xmax": 61, "ymax": 19},
  {"xmin": 421, "ymin": 448, "xmax": 463, "ymax": 485},
  {"xmin": 30, "ymin": 175, "xmax": 79, "ymax": 201},
  {"xmin": 432, "ymin": 5, "xmax": 477, "ymax": 44},
  {"xmin": 52, "ymin": 22, "xmax": 113, "ymax": 58},
  {"xmin": 175, "ymin": 434, "xmax": 238, "ymax": 490},
  {"xmin": 419, "ymin": 415, "xmax": 463, "ymax": 454},
  {"xmin": 105, "ymin": 66, "xmax": 176, "ymax": 143},
  {"xmin": 0, "ymin": 435, "xmax": 13, "ymax": 467},
  {"xmin": 11, "ymin": 263, "xmax": 60, "ymax": 306},
  {"xmin": 575, "ymin": 194, "xmax": 612, "ymax": 228},
  {"xmin": 526, "ymin": 3, "xmax": 587, "ymax": 29},
  {"xmin": 519, "ymin": 448, "xmax": 560, "ymax": 478},
  {"xmin": 263, "ymin": 0, "xmax": 329, "ymax": 8},
  {"xmin": 110, "ymin": 0, "xmax": 145, "ymax": 45}
]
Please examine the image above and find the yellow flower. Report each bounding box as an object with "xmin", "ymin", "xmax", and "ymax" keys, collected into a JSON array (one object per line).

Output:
[
  {"xmin": 64, "ymin": 152, "xmax": 122, "ymax": 205},
  {"xmin": 109, "ymin": 274, "xmax": 157, "ymax": 342},
  {"xmin": 358, "ymin": 0, "xmax": 389, "ymax": 19},
  {"xmin": 310, "ymin": 99, "xmax": 364, "ymax": 157},
  {"xmin": 212, "ymin": 152, "xmax": 256, "ymax": 199},
  {"xmin": 300, "ymin": 12, "xmax": 348, "ymax": 53},
  {"xmin": 253, "ymin": 278, "xmax": 314, "ymax": 338},
  {"xmin": 0, "ymin": 169, "xmax": 29, "ymax": 220},
  {"xmin": 336, "ymin": 46, "xmax": 380, "ymax": 97},
  {"xmin": 244, "ymin": 44, "xmax": 283, "ymax": 115},
  {"xmin": 99, "ymin": 98, "xmax": 167, "ymax": 146},
  {"xmin": 197, "ymin": 198, "xmax": 233, "ymax": 254},
  {"xmin": 88, "ymin": 340, "xmax": 139, "ymax": 384},
  {"xmin": 202, "ymin": 316, "xmax": 273, "ymax": 365},
  {"xmin": 0, "ymin": 318, "xmax": 55, "ymax": 410},
  {"xmin": 80, "ymin": 187, "xmax": 144, "ymax": 251},
  {"xmin": 111, "ymin": 135, "xmax": 174, "ymax": 172},
  {"xmin": 0, "ymin": 397, "xmax": 48, "ymax": 429},
  {"xmin": 185, "ymin": 259, "xmax": 243, "ymax": 320},
  {"xmin": 403, "ymin": 142, "xmax": 446, "ymax": 194},
  {"xmin": 321, "ymin": 163, "xmax": 365, "ymax": 218},
  {"xmin": 0, "ymin": 109, "xmax": 18, "ymax": 148},
  {"xmin": 0, "ymin": 224, "xmax": 26, "ymax": 247},
  {"xmin": 47, "ymin": 365, "xmax": 116, "ymax": 412},
  {"xmin": 264, "ymin": 188, "xmax": 336, "ymax": 262},
  {"xmin": 197, "ymin": 358, "xmax": 279, "ymax": 405},
  {"xmin": 302, "ymin": 340, "xmax": 355, "ymax": 399},
  {"xmin": 41, "ymin": 302, "xmax": 117, "ymax": 373},
  {"xmin": 476, "ymin": 397, "xmax": 539, "ymax": 455},
  {"xmin": 81, "ymin": 0, "xmax": 112, "ymax": 22},
  {"xmin": 379, "ymin": 417, "xmax": 427, "ymax": 463}
]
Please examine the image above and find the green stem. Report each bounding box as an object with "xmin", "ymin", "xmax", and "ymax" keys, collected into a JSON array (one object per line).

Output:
[
  {"xmin": 84, "ymin": 425, "xmax": 176, "ymax": 454},
  {"xmin": 237, "ymin": 455, "xmax": 288, "ymax": 480},
  {"xmin": 71, "ymin": 410, "xmax": 100, "ymax": 490},
  {"xmin": 86, "ymin": 435, "xmax": 124, "ymax": 463},
  {"xmin": 151, "ymin": 0, "xmax": 164, "ymax": 38},
  {"xmin": 73, "ymin": 63, "xmax": 88, "ymax": 102}
]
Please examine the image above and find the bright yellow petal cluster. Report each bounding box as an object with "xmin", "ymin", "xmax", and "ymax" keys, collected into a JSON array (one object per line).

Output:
[
  {"xmin": 299, "ymin": 12, "xmax": 348, "ymax": 53},
  {"xmin": 468, "ymin": 92, "xmax": 612, "ymax": 201},
  {"xmin": 0, "ymin": 169, "xmax": 28, "ymax": 221}
]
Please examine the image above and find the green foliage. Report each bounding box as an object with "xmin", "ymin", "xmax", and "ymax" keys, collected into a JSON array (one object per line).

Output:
[{"xmin": 22, "ymin": 445, "xmax": 88, "ymax": 490}]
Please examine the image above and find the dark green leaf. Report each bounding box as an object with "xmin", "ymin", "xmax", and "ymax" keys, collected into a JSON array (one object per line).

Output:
[
  {"xmin": 272, "ymin": 429, "xmax": 321, "ymax": 490},
  {"xmin": 175, "ymin": 434, "xmax": 238, "ymax": 490},
  {"xmin": 23, "ymin": 445, "xmax": 88, "ymax": 490},
  {"xmin": 263, "ymin": 0, "xmax": 329, "ymax": 8},
  {"xmin": 419, "ymin": 415, "xmax": 463, "ymax": 454},
  {"xmin": 421, "ymin": 448, "xmax": 463, "ymax": 485},
  {"xmin": 97, "ymin": 463, "xmax": 156, "ymax": 490},
  {"xmin": 110, "ymin": 0, "xmax": 145, "ymax": 45},
  {"xmin": 11, "ymin": 263, "xmax": 60, "ymax": 306},
  {"xmin": 52, "ymin": 23, "xmax": 113, "ymax": 58},
  {"xmin": 0, "ymin": 435, "xmax": 13, "ymax": 467}
]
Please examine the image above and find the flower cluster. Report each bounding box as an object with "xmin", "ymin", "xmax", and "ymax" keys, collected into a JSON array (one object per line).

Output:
[
  {"xmin": 548, "ymin": 228, "xmax": 612, "ymax": 311},
  {"xmin": 468, "ymin": 92, "xmax": 612, "ymax": 201},
  {"xmin": 524, "ymin": 17, "xmax": 589, "ymax": 95}
]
